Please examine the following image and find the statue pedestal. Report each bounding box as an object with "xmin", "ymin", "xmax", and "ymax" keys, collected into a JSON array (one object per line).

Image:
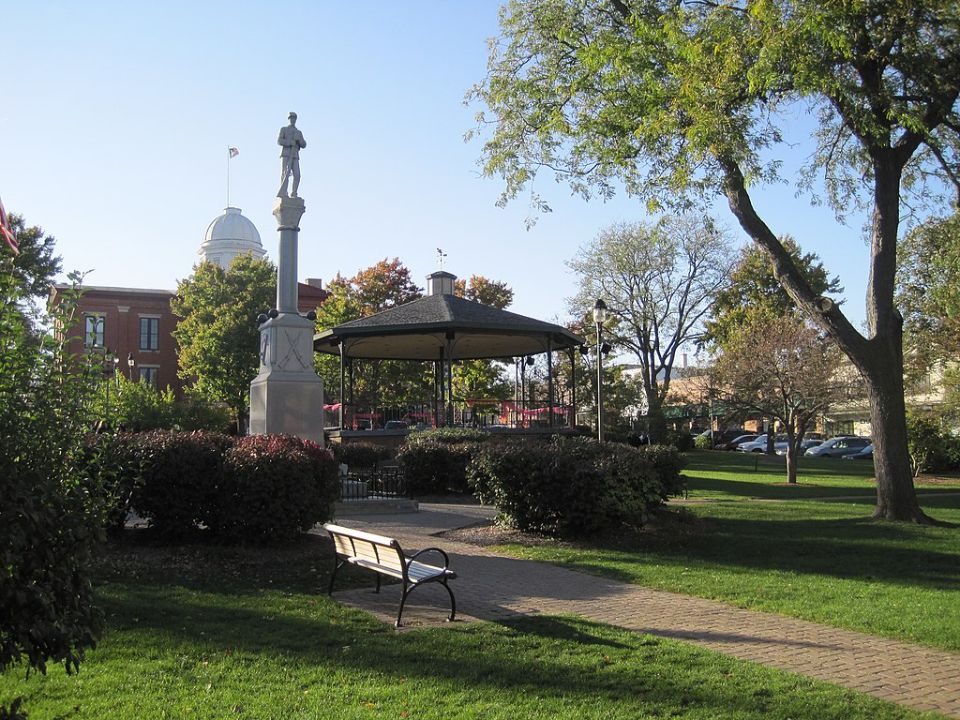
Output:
[{"xmin": 249, "ymin": 312, "xmax": 324, "ymax": 445}]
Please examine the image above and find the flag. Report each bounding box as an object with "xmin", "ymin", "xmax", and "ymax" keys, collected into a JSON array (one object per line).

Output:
[
  {"xmin": 228, "ymin": 147, "xmax": 239, "ymax": 158},
  {"xmin": 0, "ymin": 195, "xmax": 17, "ymax": 255}
]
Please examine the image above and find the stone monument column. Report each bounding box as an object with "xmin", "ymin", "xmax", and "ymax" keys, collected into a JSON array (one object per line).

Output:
[{"xmin": 249, "ymin": 114, "xmax": 324, "ymax": 445}]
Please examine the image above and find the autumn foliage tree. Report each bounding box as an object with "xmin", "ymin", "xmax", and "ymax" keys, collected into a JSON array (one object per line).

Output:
[
  {"xmin": 714, "ymin": 316, "xmax": 847, "ymax": 484},
  {"xmin": 471, "ymin": 0, "xmax": 960, "ymax": 522}
]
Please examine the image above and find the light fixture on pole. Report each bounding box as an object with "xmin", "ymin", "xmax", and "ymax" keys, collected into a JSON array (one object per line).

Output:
[
  {"xmin": 593, "ymin": 298, "xmax": 609, "ymax": 443},
  {"xmin": 127, "ymin": 352, "xmax": 135, "ymax": 382}
]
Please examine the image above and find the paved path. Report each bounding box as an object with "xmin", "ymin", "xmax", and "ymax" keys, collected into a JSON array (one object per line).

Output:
[{"xmin": 326, "ymin": 503, "xmax": 960, "ymax": 718}]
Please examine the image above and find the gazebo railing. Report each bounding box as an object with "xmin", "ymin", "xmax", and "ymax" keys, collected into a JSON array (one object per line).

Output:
[{"xmin": 325, "ymin": 402, "xmax": 575, "ymax": 430}]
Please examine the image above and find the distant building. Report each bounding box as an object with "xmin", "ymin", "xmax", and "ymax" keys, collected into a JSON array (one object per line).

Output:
[
  {"xmin": 49, "ymin": 284, "xmax": 182, "ymax": 393},
  {"xmin": 50, "ymin": 206, "xmax": 327, "ymax": 394}
]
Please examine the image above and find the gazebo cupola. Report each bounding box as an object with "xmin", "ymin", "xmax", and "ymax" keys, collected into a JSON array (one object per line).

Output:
[{"xmin": 427, "ymin": 270, "xmax": 456, "ymax": 296}]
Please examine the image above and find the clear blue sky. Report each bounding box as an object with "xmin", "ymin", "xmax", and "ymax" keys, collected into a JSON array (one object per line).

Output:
[{"xmin": 2, "ymin": 1, "xmax": 874, "ymax": 337}]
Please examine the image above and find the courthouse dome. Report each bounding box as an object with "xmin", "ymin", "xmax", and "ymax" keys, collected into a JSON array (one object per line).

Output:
[{"xmin": 199, "ymin": 207, "xmax": 265, "ymax": 269}]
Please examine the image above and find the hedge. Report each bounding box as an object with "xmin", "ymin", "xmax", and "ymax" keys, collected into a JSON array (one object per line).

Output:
[
  {"xmin": 397, "ymin": 428, "xmax": 489, "ymax": 495},
  {"xmin": 467, "ymin": 436, "xmax": 684, "ymax": 538}
]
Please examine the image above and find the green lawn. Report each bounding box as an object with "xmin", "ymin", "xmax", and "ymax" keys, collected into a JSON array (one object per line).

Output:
[
  {"xmin": 0, "ymin": 535, "xmax": 935, "ymax": 720},
  {"xmin": 490, "ymin": 451, "xmax": 960, "ymax": 651}
]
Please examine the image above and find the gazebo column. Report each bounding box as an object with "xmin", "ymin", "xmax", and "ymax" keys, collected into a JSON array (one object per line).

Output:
[
  {"xmin": 569, "ymin": 347, "xmax": 578, "ymax": 428},
  {"xmin": 445, "ymin": 333, "xmax": 455, "ymax": 427},
  {"xmin": 547, "ymin": 337, "xmax": 555, "ymax": 428},
  {"xmin": 348, "ymin": 358, "xmax": 355, "ymax": 428},
  {"xmin": 434, "ymin": 353, "xmax": 442, "ymax": 428},
  {"xmin": 339, "ymin": 343, "xmax": 346, "ymax": 430}
]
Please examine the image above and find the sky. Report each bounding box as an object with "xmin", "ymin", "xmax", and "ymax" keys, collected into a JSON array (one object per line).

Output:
[{"xmin": 2, "ymin": 1, "xmax": 877, "ymax": 343}]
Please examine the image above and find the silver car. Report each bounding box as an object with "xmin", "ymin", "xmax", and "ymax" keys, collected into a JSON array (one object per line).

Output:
[{"xmin": 804, "ymin": 436, "xmax": 871, "ymax": 458}]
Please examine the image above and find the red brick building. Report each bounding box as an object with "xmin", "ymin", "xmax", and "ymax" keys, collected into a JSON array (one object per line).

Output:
[
  {"xmin": 49, "ymin": 207, "xmax": 328, "ymax": 395},
  {"xmin": 49, "ymin": 280, "xmax": 329, "ymax": 395},
  {"xmin": 49, "ymin": 285, "xmax": 182, "ymax": 393}
]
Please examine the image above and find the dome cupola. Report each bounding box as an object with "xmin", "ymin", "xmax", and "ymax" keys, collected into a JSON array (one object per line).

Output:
[{"xmin": 199, "ymin": 207, "xmax": 265, "ymax": 269}]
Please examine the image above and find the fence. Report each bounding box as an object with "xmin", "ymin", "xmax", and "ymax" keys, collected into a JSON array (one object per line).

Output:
[{"xmin": 338, "ymin": 466, "xmax": 409, "ymax": 502}]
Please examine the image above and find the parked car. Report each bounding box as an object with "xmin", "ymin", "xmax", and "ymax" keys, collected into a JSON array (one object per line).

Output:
[
  {"xmin": 695, "ymin": 428, "xmax": 748, "ymax": 448},
  {"xmin": 843, "ymin": 443, "xmax": 874, "ymax": 460},
  {"xmin": 805, "ymin": 436, "xmax": 871, "ymax": 458},
  {"xmin": 737, "ymin": 434, "xmax": 780, "ymax": 453},
  {"xmin": 774, "ymin": 437, "xmax": 825, "ymax": 456},
  {"xmin": 723, "ymin": 434, "xmax": 759, "ymax": 451}
]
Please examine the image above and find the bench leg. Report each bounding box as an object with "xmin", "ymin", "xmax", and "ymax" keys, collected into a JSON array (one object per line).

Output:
[
  {"xmin": 441, "ymin": 578, "xmax": 456, "ymax": 622},
  {"xmin": 395, "ymin": 582, "xmax": 411, "ymax": 628},
  {"xmin": 375, "ymin": 572, "xmax": 381, "ymax": 594},
  {"xmin": 328, "ymin": 557, "xmax": 345, "ymax": 595}
]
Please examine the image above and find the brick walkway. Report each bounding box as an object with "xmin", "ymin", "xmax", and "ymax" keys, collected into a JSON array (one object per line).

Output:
[{"xmin": 327, "ymin": 503, "xmax": 960, "ymax": 718}]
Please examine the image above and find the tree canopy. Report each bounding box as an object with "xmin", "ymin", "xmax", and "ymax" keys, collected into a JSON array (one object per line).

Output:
[
  {"xmin": 171, "ymin": 255, "xmax": 276, "ymax": 432},
  {"xmin": 472, "ymin": 0, "xmax": 960, "ymax": 522},
  {"xmin": 569, "ymin": 214, "xmax": 734, "ymax": 440},
  {"xmin": 703, "ymin": 237, "xmax": 842, "ymax": 349}
]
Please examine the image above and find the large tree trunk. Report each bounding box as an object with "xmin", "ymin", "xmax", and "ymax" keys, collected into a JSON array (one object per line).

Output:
[
  {"xmin": 720, "ymin": 155, "xmax": 930, "ymax": 523},
  {"xmin": 645, "ymin": 390, "xmax": 668, "ymax": 443},
  {"xmin": 860, "ymin": 336, "xmax": 927, "ymax": 521}
]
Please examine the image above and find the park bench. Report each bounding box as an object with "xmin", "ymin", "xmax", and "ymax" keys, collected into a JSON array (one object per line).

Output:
[{"xmin": 323, "ymin": 523, "xmax": 457, "ymax": 628}]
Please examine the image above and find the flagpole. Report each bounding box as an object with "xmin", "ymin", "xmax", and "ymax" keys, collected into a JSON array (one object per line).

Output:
[{"xmin": 226, "ymin": 147, "xmax": 231, "ymax": 207}]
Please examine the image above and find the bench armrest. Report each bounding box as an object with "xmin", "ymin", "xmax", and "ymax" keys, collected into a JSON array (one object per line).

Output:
[{"xmin": 408, "ymin": 547, "xmax": 451, "ymax": 570}]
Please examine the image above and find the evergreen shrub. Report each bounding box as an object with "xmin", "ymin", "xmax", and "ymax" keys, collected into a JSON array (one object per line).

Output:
[
  {"xmin": 397, "ymin": 428, "xmax": 488, "ymax": 495},
  {"xmin": 129, "ymin": 430, "xmax": 234, "ymax": 538},
  {"xmin": 213, "ymin": 435, "xmax": 339, "ymax": 543},
  {"xmin": 331, "ymin": 441, "xmax": 392, "ymax": 471},
  {"xmin": 467, "ymin": 436, "xmax": 680, "ymax": 538}
]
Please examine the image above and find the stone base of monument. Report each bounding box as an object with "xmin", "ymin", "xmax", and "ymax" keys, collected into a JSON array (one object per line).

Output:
[{"xmin": 249, "ymin": 312, "xmax": 324, "ymax": 445}]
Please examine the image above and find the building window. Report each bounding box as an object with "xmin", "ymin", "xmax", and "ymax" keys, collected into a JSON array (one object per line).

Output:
[
  {"xmin": 84, "ymin": 315, "xmax": 104, "ymax": 348},
  {"xmin": 139, "ymin": 366, "xmax": 159, "ymax": 388},
  {"xmin": 139, "ymin": 316, "xmax": 160, "ymax": 351}
]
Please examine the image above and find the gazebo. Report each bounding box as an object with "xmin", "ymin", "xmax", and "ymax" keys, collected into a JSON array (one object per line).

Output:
[{"xmin": 314, "ymin": 271, "xmax": 585, "ymax": 434}]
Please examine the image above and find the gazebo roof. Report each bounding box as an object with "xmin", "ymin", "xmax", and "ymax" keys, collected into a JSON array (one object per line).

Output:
[{"xmin": 314, "ymin": 293, "xmax": 584, "ymax": 361}]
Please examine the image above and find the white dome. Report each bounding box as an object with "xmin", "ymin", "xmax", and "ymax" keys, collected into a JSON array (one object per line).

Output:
[{"xmin": 199, "ymin": 207, "xmax": 265, "ymax": 269}]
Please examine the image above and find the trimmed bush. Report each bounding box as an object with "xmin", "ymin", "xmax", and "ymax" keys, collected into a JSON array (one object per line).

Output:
[
  {"xmin": 634, "ymin": 444, "xmax": 687, "ymax": 496},
  {"xmin": 211, "ymin": 435, "xmax": 339, "ymax": 543},
  {"xmin": 397, "ymin": 429, "xmax": 488, "ymax": 495},
  {"xmin": 467, "ymin": 436, "xmax": 678, "ymax": 537},
  {"xmin": 694, "ymin": 434, "xmax": 713, "ymax": 450},
  {"xmin": 129, "ymin": 430, "xmax": 234, "ymax": 538},
  {"xmin": 331, "ymin": 441, "xmax": 392, "ymax": 471},
  {"xmin": 80, "ymin": 432, "xmax": 144, "ymax": 532}
]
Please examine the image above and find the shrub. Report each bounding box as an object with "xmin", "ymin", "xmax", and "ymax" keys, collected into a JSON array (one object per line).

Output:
[
  {"xmin": 1, "ymin": 272, "xmax": 105, "ymax": 702},
  {"xmin": 397, "ymin": 429, "xmax": 487, "ymax": 495},
  {"xmin": 212, "ymin": 435, "xmax": 339, "ymax": 543},
  {"xmin": 665, "ymin": 430, "xmax": 695, "ymax": 452},
  {"xmin": 79, "ymin": 432, "xmax": 144, "ymax": 533},
  {"xmin": 129, "ymin": 430, "xmax": 234, "ymax": 538},
  {"xmin": 693, "ymin": 434, "xmax": 713, "ymax": 450},
  {"xmin": 634, "ymin": 444, "xmax": 687, "ymax": 496},
  {"xmin": 467, "ymin": 436, "xmax": 675, "ymax": 537},
  {"xmin": 906, "ymin": 413, "xmax": 958, "ymax": 476},
  {"xmin": 331, "ymin": 441, "xmax": 392, "ymax": 471}
]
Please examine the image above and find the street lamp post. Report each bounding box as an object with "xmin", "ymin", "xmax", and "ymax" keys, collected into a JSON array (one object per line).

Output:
[
  {"xmin": 593, "ymin": 298, "xmax": 609, "ymax": 443},
  {"xmin": 127, "ymin": 352, "xmax": 135, "ymax": 382}
]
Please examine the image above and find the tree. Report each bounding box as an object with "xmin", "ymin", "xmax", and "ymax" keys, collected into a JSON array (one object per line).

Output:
[
  {"xmin": 1, "ymin": 272, "xmax": 105, "ymax": 716},
  {"xmin": 471, "ymin": 0, "xmax": 960, "ymax": 522},
  {"xmin": 453, "ymin": 275, "xmax": 516, "ymax": 407},
  {"xmin": 568, "ymin": 215, "xmax": 734, "ymax": 442},
  {"xmin": 314, "ymin": 259, "xmax": 426, "ymax": 408},
  {"xmin": 455, "ymin": 274, "xmax": 515, "ymax": 309},
  {"xmin": 898, "ymin": 211, "xmax": 960, "ymax": 416},
  {"xmin": 714, "ymin": 316, "xmax": 847, "ymax": 483},
  {"xmin": 704, "ymin": 238, "xmax": 842, "ymax": 349},
  {"xmin": 171, "ymin": 255, "xmax": 276, "ymax": 433}
]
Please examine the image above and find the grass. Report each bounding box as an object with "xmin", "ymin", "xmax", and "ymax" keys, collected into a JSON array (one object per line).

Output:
[
  {"xmin": 0, "ymin": 533, "xmax": 936, "ymax": 720},
  {"xmin": 488, "ymin": 451, "xmax": 960, "ymax": 652}
]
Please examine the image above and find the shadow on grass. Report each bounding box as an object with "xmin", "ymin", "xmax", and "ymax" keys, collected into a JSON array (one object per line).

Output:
[
  {"xmin": 686, "ymin": 476, "xmax": 878, "ymax": 500},
  {"xmin": 566, "ymin": 508, "xmax": 960, "ymax": 591},
  {"xmin": 90, "ymin": 585, "xmax": 894, "ymax": 719}
]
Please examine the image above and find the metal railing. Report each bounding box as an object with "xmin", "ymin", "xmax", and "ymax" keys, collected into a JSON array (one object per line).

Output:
[{"xmin": 338, "ymin": 466, "xmax": 409, "ymax": 501}]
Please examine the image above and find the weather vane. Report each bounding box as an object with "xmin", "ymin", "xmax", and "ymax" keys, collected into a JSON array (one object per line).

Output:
[{"xmin": 437, "ymin": 248, "xmax": 447, "ymax": 270}]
